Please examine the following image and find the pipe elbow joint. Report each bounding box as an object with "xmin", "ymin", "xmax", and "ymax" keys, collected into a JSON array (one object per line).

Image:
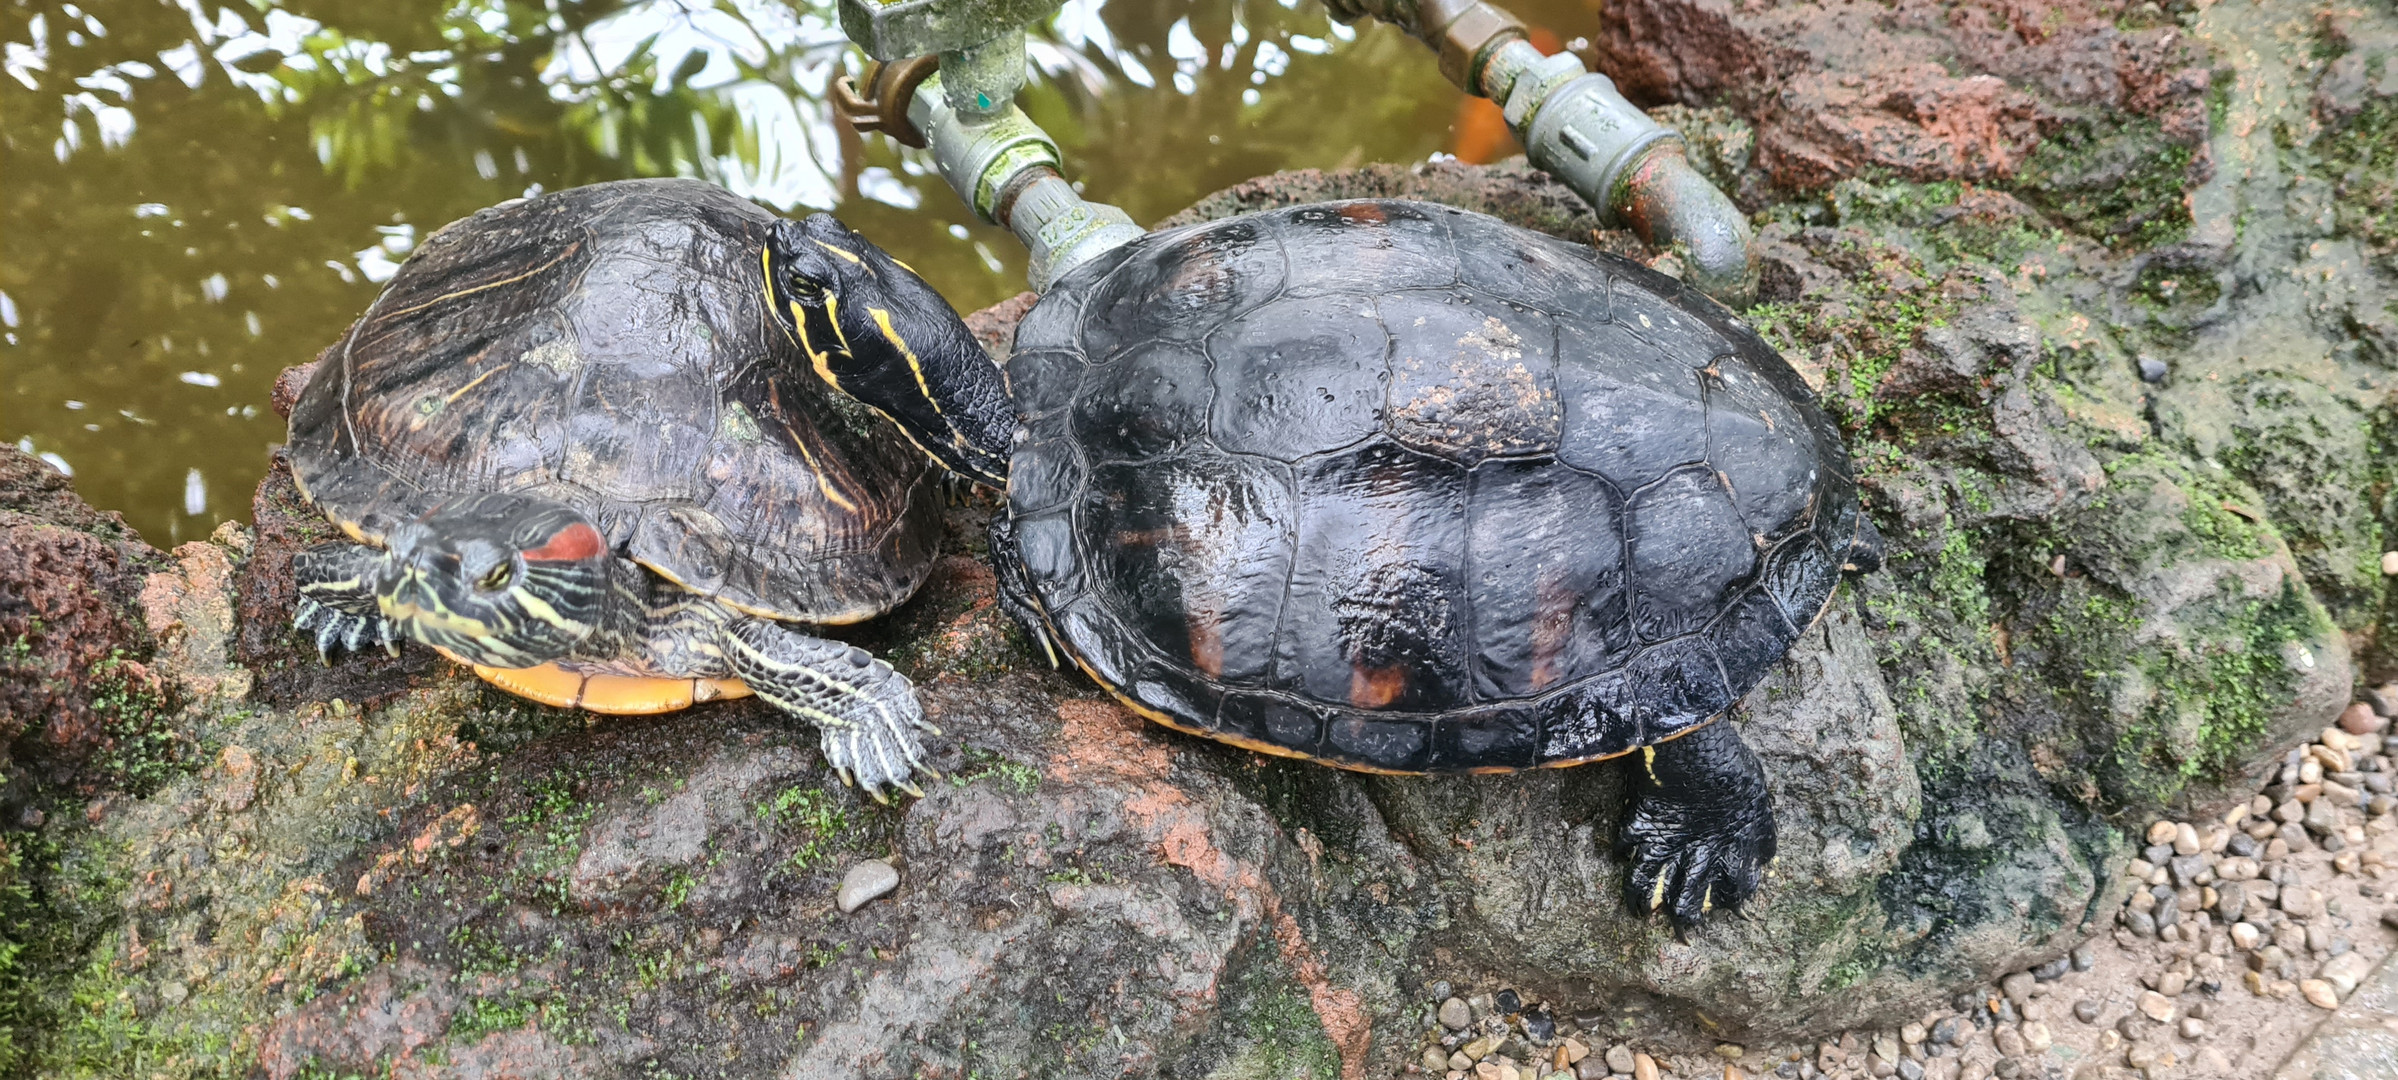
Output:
[{"xmin": 1620, "ymin": 146, "xmax": 1757, "ymax": 308}]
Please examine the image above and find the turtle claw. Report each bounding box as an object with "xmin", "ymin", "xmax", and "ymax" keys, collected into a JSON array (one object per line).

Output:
[
  {"xmin": 1617, "ymin": 793, "xmax": 1773, "ymax": 931},
  {"xmin": 294, "ymin": 597, "xmax": 399, "ymax": 665}
]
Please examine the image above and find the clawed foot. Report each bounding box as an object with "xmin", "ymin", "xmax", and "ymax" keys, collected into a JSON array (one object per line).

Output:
[
  {"xmin": 726, "ymin": 623, "xmax": 943, "ymax": 803},
  {"xmin": 292, "ymin": 595, "xmax": 399, "ymax": 663},
  {"xmin": 1617, "ymin": 790, "xmax": 1774, "ymax": 930}
]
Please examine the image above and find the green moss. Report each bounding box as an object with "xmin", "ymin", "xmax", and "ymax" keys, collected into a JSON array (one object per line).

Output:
[
  {"xmin": 2011, "ymin": 117, "xmax": 2198, "ymax": 249},
  {"xmin": 89, "ymin": 649, "xmax": 196, "ymax": 798},
  {"xmin": 1210, "ymin": 957, "xmax": 1341, "ymax": 1080},
  {"xmin": 755, "ymin": 785, "xmax": 851, "ymax": 871},
  {"xmin": 950, "ymin": 746, "xmax": 1040, "ymax": 795},
  {"xmin": 2107, "ymin": 581, "xmax": 2314, "ymax": 799},
  {"xmin": 2322, "ymin": 96, "xmax": 2398, "ymax": 267}
]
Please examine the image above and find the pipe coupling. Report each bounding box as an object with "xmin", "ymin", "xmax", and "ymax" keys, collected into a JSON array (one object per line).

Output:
[
  {"xmin": 908, "ymin": 73, "xmax": 1061, "ymax": 224},
  {"xmin": 1006, "ymin": 172, "xmax": 1146, "ymax": 292}
]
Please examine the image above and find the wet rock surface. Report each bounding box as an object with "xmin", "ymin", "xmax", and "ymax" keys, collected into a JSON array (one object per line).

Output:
[{"xmin": 1, "ymin": 0, "xmax": 2394, "ymax": 1075}]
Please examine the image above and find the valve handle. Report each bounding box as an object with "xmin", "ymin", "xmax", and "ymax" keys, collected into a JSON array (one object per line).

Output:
[{"xmin": 832, "ymin": 55, "xmax": 941, "ymax": 149}]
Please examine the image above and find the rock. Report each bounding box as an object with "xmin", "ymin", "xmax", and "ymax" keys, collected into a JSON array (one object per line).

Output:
[
  {"xmin": 1455, "ymin": 1051, "xmax": 1477, "ymax": 1071},
  {"xmin": 2071, "ymin": 945, "xmax": 2096, "ymax": 972},
  {"xmin": 2341, "ymin": 702, "xmax": 2387, "ymax": 735},
  {"xmin": 1607, "ymin": 1044, "xmax": 1637, "ymax": 1075},
  {"xmin": 2366, "ymin": 685, "xmax": 2398, "ymax": 720},
  {"xmin": 2147, "ymin": 821, "xmax": 2178, "ymax": 846},
  {"xmin": 0, "ymin": 446, "xmax": 169, "ymax": 785},
  {"xmin": 1442, "ymin": 997, "xmax": 1474, "ymax": 1031},
  {"xmin": 1632, "ymin": 1052, "xmax": 1660, "ymax": 1080},
  {"xmin": 2172, "ymin": 822, "xmax": 2201, "ymax": 855},
  {"xmin": 2301, "ymin": 979, "xmax": 2340, "ymax": 1009},
  {"xmin": 2319, "ymin": 952, "xmax": 2374, "ymax": 996},
  {"xmin": 2073, "ymin": 1000, "xmax": 2100, "ymax": 1024},
  {"xmin": 1563, "ymin": 1038, "xmax": 1590, "ymax": 1065},
  {"xmin": 2136, "ymin": 991, "xmax": 2175, "ymax": 1023},
  {"xmin": 1430, "ymin": 1047, "xmax": 1458, "ymax": 1072},
  {"xmin": 834, "ymin": 859, "xmax": 899, "ymax": 913},
  {"xmin": 2020, "ymin": 1021, "xmax": 2051, "ymax": 1053}
]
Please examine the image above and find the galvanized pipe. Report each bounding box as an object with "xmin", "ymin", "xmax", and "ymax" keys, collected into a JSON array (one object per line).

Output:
[{"xmin": 1323, "ymin": 0, "xmax": 1756, "ymax": 305}]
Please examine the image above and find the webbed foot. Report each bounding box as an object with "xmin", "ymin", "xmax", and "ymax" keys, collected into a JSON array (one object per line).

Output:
[
  {"xmin": 291, "ymin": 542, "xmax": 400, "ymax": 662},
  {"xmin": 1616, "ymin": 719, "xmax": 1776, "ymax": 930},
  {"xmin": 725, "ymin": 621, "xmax": 941, "ymax": 802},
  {"xmin": 292, "ymin": 596, "xmax": 400, "ymax": 662}
]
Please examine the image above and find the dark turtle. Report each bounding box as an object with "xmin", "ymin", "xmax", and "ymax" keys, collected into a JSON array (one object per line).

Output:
[
  {"xmin": 285, "ymin": 179, "xmax": 944, "ymax": 798},
  {"xmin": 762, "ymin": 199, "xmax": 1881, "ymax": 922}
]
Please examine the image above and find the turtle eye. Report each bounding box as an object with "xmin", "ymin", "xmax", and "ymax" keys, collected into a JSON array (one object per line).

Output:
[
  {"xmin": 782, "ymin": 274, "xmax": 828, "ymax": 306},
  {"xmin": 477, "ymin": 562, "xmax": 515, "ymax": 593}
]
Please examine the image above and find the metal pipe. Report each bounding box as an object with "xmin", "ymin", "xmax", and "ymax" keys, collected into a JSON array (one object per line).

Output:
[
  {"xmin": 907, "ymin": 73, "xmax": 1143, "ymax": 292},
  {"xmin": 1324, "ymin": 0, "xmax": 1756, "ymax": 305}
]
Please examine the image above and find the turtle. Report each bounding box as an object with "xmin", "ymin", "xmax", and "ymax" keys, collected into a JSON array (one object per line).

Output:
[
  {"xmin": 284, "ymin": 178, "xmax": 946, "ymax": 799},
  {"xmin": 760, "ymin": 198, "xmax": 1881, "ymax": 924}
]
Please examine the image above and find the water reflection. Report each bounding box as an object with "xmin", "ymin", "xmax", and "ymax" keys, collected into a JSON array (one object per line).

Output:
[{"xmin": 1, "ymin": 0, "xmax": 1612, "ymax": 544}]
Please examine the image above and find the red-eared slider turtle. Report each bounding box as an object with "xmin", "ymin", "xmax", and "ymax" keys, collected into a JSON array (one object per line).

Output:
[
  {"xmin": 762, "ymin": 200, "xmax": 1880, "ymax": 922},
  {"xmin": 285, "ymin": 179, "xmax": 944, "ymax": 798}
]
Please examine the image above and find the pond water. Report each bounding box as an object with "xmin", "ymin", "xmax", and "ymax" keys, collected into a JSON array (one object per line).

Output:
[{"xmin": 3, "ymin": 0, "xmax": 1597, "ymax": 544}]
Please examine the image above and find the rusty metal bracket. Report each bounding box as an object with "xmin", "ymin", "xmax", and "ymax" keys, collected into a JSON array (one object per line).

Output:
[{"xmin": 832, "ymin": 55, "xmax": 941, "ymax": 149}]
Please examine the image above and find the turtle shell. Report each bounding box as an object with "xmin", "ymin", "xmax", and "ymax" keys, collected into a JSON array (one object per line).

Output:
[
  {"xmin": 288, "ymin": 179, "xmax": 941, "ymax": 624},
  {"xmin": 1006, "ymin": 200, "xmax": 1865, "ymax": 773}
]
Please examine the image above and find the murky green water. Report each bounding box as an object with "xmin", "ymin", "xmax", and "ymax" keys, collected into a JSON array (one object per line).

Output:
[{"xmin": 3, "ymin": 0, "xmax": 1598, "ymax": 544}]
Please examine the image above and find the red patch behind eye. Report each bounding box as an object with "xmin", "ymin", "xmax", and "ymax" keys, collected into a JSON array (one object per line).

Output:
[{"xmin": 523, "ymin": 521, "xmax": 604, "ymax": 562}]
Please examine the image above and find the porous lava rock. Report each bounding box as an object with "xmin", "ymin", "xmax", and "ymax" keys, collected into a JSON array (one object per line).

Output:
[{"xmin": 0, "ymin": 446, "xmax": 166, "ymax": 793}]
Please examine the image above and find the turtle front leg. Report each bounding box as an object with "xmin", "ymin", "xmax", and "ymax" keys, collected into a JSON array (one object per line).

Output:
[
  {"xmin": 721, "ymin": 620, "xmax": 938, "ymax": 801},
  {"xmin": 1617, "ymin": 718, "xmax": 1777, "ymax": 929},
  {"xmin": 291, "ymin": 542, "xmax": 400, "ymax": 661},
  {"xmin": 986, "ymin": 515, "xmax": 1066, "ymax": 668}
]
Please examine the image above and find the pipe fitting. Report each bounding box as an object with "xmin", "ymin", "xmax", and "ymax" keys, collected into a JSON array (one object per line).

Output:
[
  {"xmin": 908, "ymin": 73, "xmax": 1061, "ymax": 224},
  {"xmin": 939, "ymin": 29, "xmax": 1026, "ymax": 121},
  {"xmin": 1004, "ymin": 172, "xmax": 1146, "ymax": 292},
  {"xmin": 1485, "ymin": 42, "xmax": 1757, "ymax": 304}
]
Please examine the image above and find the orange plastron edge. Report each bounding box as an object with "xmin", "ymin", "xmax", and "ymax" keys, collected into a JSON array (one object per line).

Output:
[{"xmin": 436, "ymin": 650, "xmax": 751, "ymax": 715}]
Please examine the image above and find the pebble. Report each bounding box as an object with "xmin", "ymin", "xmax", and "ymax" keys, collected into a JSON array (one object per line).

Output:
[
  {"xmin": 1429, "ymin": 1048, "xmax": 1458, "ymax": 1072},
  {"xmin": 1633, "ymin": 1052, "xmax": 1660, "ymax": 1080},
  {"xmin": 836, "ymin": 859, "xmax": 900, "ymax": 913},
  {"xmin": 2146, "ymin": 820, "xmax": 2178, "ymax": 845},
  {"xmin": 1442, "ymin": 997, "xmax": 1473, "ymax": 1031},
  {"xmin": 1896, "ymin": 1059, "xmax": 1926, "ymax": 1080},
  {"xmin": 2020, "ymin": 1021, "xmax": 2051, "ymax": 1052},
  {"xmin": 2383, "ymin": 550, "xmax": 2398, "ymax": 576},
  {"xmin": 1607, "ymin": 1043, "xmax": 1637, "ymax": 1074},
  {"xmin": 2341, "ymin": 701, "xmax": 2387, "ymax": 735},
  {"xmin": 2030, "ymin": 957, "xmax": 2069, "ymax": 982},
  {"xmin": 1454, "ymin": 1051, "xmax": 1476, "ymax": 1071},
  {"xmin": 2135, "ymin": 991, "xmax": 2175, "ymax": 1023},
  {"xmin": 2321, "ymin": 951, "xmax": 2374, "ymax": 996},
  {"xmin": 2301, "ymin": 979, "xmax": 2339, "ymax": 1009},
  {"xmin": 1563, "ymin": 1038, "xmax": 1590, "ymax": 1065},
  {"xmin": 1901, "ymin": 1022, "xmax": 1927, "ymax": 1045},
  {"xmin": 2177, "ymin": 1018, "xmax": 2205, "ymax": 1040},
  {"xmin": 2070, "ymin": 943, "xmax": 2096, "ymax": 971},
  {"xmin": 2073, "ymin": 1000, "xmax": 2100, "ymax": 1024},
  {"xmin": 2230, "ymin": 921, "xmax": 2263, "ymax": 950},
  {"xmin": 2172, "ymin": 822, "xmax": 2200, "ymax": 855},
  {"xmin": 1715, "ymin": 1043, "xmax": 1744, "ymax": 1060}
]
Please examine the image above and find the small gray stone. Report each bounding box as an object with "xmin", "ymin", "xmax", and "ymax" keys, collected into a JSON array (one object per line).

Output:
[
  {"xmin": 1896, "ymin": 1057, "xmax": 1927, "ymax": 1080},
  {"xmin": 2224, "ymin": 831, "xmax": 2258, "ymax": 858},
  {"xmin": 2214, "ymin": 881, "xmax": 2247, "ymax": 924},
  {"xmin": 2073, "ymin": 1000, "xmax": 2100, "ymax": 1024},
  {"xmin": 837, "ymin": 859, "xmax": 900, "ymax": 913},
  {"xmin": 2169, "ymin": 854, "xmax": 2207, "ymax": 886},
  {"xmin": 2136, "ymin": 355, "xmax": 2168, "ymax": 383},
  {"xmin": 2070, "ymin": 944, "xmax": 2096, "ymax": 971},
  {"xmin": 1440, "ymin": 997, "xmax": 1473, "ymax": 1031},
  {"xmin": 1425, "ymin": 1047, "xmax": 1454, "ymax": 1073},
  {"xmin": 1605, "ymin": 1042, "xmax": 1636, "ymax": 1075},
  {"xmin": 2124, "ymin": 907, "xmax": 2158, "ymax": 938}
]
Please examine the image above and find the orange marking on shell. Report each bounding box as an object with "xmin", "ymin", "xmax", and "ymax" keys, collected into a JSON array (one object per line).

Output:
[
  {"xmin": 523, "ymin": 521, "xmax": 604, "ymax": 562},
  {"xmin": 1187, "ymin": 612, "xmax": 1225, "ymax": 678},
  {"xmin": 1337, "ymin": 203, "xmax": 1388, "ymax": 225},
  {"xmin": 1346, "ymin": 664, "xmax": 1406, "ymax": 709}
]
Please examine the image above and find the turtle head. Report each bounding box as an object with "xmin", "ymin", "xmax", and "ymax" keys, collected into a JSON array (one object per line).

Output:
[
  {"xmin": 763, "ymin": 213, "xmax": 1013, "ymax": 489},
  {"xmin": 375, "ymin": 492, "xmax": 610, "ymax": 668}
]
